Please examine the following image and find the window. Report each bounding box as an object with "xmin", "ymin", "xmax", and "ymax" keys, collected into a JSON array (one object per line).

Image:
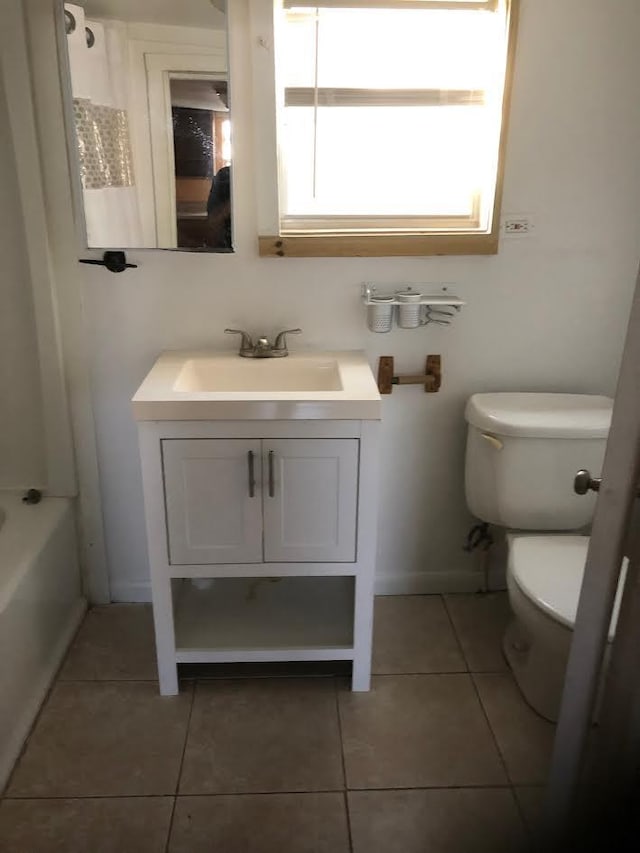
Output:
[{"xmin": 256, "ymin": 0, "xmax": 518, "ymax": 256}]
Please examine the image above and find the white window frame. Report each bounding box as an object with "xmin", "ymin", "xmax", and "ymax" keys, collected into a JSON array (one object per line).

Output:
[{"xmin": 249, "ymin": 0, "xmax": 519, "ymax": 257}]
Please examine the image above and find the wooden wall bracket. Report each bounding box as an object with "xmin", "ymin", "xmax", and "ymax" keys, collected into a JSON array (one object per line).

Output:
[{"xmin": 377, "ymin": 355, "xmax": 442, "ymax": 394}]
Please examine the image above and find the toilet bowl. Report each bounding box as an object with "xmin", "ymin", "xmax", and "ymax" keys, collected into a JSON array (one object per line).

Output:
[
  {"xmin": 464, "ymin": 392, "xmax": 616, "ymax": 720},
  {"xmin": 503, "ymin": 533, "xmax": 627, "ymax": 721}
]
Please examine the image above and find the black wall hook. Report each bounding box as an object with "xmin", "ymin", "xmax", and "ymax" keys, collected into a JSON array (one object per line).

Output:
[{"xmin": 79, "ymin": 251, "xmax": 138, "ymax": 273}]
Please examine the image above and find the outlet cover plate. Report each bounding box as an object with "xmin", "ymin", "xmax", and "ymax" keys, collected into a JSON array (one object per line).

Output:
[{"xmin": 502, "ymin": 215, "xmax": 533, "ymax": 236}]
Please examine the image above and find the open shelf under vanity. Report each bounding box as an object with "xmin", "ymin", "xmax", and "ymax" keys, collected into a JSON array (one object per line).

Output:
[{"xmin": 172, "ymin": 576, "xmax": 355, "ymax": 664}]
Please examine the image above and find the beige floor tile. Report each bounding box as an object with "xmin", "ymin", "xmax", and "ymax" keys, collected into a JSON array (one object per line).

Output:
[
  {"xmin": 59, "ymin": 605, "xmax": 157, "ymax": 681},
  {"xmin": 8, "ymin": 682, "xmax": 192, "ymax": 797},
  {"xmin": 514, "ymin": 786, "xmax": 546, "ymax": 833},
  {"xmin": 0, "ymin": 797, "xmax": 173, "ymax": 853},
  {"xmin": 168, "ymin": 793, "xmax": 350, "ymax": 853},
  {"xmin": 349, "ymin": 788, "xmax": 527, "ymax": 853},
  {"xmin": 339, "ymin": 675, "xmax": 507, "ymax": 789},
  {"xmin": 179, "ymin": 679, "xmax": 344, "ymax": 794},
  {"xmin": 474, "ymin": 674, "xmax": 555, "ymax": 785},
  {"xmin": 444, "ymin": 592, "xmax": 511, "ymax": 672},
  {"xmin": 372, "ymin": 596, "xmax": 466, "ymax": 674}
]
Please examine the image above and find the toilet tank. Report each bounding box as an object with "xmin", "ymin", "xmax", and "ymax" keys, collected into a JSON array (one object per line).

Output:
[{"xmin": 465, "ymin": 393, "xmax": 613, "ymax": 530}]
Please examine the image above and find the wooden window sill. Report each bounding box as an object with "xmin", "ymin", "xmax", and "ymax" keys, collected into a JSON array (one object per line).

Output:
[{"xmin": 258, "ymin": 232, "xmax": 499, "ymax": 258}]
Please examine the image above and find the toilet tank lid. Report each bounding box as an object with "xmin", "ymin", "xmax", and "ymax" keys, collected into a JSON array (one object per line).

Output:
[{"xmin": 465, "ymin": 393, "xmax": 613, "ymax": 438}]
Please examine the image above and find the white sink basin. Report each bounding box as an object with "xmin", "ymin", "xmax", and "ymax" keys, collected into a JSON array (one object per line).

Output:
[
  {"xmin": 132, "ymin": 350, "xmax": 381, "ymax": 421},
  {"xmin": 174, "ymin": 356, "xmax": 343, "ymax": 393}
]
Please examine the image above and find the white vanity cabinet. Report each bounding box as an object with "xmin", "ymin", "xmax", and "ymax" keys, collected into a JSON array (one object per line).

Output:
[
  {"xmin": 163, "ymin": 437, "xmax": 359, "ymax": 565},
  {"xmin": 137, "ymin": 419, "xmax": 379, "ymax": 696}
]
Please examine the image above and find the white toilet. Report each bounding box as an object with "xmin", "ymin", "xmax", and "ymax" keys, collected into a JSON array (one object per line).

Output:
[{"xmin": 464, "ymin": 392, "xmax": 627, "ymax": 722}]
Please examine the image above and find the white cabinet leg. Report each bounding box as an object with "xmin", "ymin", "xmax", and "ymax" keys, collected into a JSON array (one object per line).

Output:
[
  {"xmin": 352, "ymin": 652, "xmax": 371, "ymax": 692},
  {"xmin": 156, "ymin": 654, "xmax": 179, "ymax": 696},
  {"xmin": 150, "ymin": 573, "xmax": 179, "ymax": 696},
  {"xmin": 352, "ymin": 572, "xmax": 374, "ymax": 692}
]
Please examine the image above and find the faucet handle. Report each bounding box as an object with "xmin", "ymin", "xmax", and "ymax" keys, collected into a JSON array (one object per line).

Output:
[
  {"xmin": 224, "ymin": 329, "xmax": 254, "ymax": 353},
  {"xmin": 274, "ymin": 328, "xmax": 302, "ymax": 351}
]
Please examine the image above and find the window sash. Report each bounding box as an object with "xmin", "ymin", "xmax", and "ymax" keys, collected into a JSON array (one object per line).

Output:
[
  {"xmin": 281, "ymin": 211, "xmax": 482, "ymax": 235},
  {"xmin": 283, "ymin": 1, "xmax": 499, "ymax": 11},
  {"xmin": 284, "ymin": 88, "xmax": 485, "ymax": 108},
  {"xmin": 280, "ymin": 100, "xmax": 492, "ymax": 223}
]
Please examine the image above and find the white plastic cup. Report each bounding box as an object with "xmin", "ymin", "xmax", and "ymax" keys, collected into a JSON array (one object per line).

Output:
[
  {"xmin": 367, "ymin": 295, "xmax": 394, "ymax": 333},
  {"xmin": 396, "ymin": 289, "xmax": 422, "ymax": 328}
]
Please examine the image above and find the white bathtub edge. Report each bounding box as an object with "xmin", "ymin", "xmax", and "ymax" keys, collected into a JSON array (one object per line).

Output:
[{"xmin": 0, "ymin": 597, "xmax": 87, "ymax": 791}]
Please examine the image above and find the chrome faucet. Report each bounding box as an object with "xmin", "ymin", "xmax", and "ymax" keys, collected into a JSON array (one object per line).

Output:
[{"xmin": 225, "ymin": 328, "xmax": 302, "ymax": 358}]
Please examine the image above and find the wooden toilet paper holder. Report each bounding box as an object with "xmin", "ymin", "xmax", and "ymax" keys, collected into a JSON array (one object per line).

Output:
[{"xmin": 377, "ymin": 355, "xmax": 442, "ymax": 394}]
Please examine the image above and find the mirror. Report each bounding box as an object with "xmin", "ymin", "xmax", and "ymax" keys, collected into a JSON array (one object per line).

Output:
[{"xmin": 61, "ymin": 0, "xmax": 232, "ymax": 251}]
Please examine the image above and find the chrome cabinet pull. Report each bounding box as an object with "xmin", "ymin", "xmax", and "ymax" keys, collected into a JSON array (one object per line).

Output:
[
  {"xmin": 248, "ymin": 450, "xmax": 256, "ymax": 497},
  {"xmin": 268, "ymin": 450, "xmax": 275, "ymax": 497}
]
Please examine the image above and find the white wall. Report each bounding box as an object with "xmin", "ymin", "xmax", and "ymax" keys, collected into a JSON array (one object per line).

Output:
[
  {"xmin": 0, "ymin": 70, "xmax": 46, "ymax": 491},
  {"xmin": 28, "ymin": 0, "xmax": 640, "ymax": 600}
]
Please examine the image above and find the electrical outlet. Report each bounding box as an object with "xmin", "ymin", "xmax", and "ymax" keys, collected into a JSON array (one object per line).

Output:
[{"xmin": 503, "ymin": 216, "xmax": 532, "ymax": 236}]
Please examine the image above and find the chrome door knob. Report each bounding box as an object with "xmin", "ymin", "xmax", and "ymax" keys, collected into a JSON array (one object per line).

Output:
[{"xmin": 574, "ymin": 469, "xmax": 602, "ymax": 495}]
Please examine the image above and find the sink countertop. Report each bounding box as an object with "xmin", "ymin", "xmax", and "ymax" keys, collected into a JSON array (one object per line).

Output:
[{"xmin": 132, "ymin": 350, "xmax": 381, "ymax": 421}]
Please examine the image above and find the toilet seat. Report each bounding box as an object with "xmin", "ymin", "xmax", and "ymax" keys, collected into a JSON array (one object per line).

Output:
[{"xmin": 508, "ymin": 534, "xmax": 627, "ymax": 640}]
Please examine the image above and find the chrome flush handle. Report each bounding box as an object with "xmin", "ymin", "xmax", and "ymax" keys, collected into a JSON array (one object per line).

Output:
[
  {"xmin": 574, "ymin": 469, "xmax": 602, "ymax": 495},
  {"xmin": 574, "ymin": 469, "xmax": 640, "ymax": 498}
]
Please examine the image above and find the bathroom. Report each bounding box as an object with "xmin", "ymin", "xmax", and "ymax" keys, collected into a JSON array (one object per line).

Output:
[{"xmin": 1, "ymin": 0, "xmax": 640, "ymax": 849}]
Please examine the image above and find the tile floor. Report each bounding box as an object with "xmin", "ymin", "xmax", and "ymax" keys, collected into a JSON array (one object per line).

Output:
[{"xmin": 0, "ymin": 592, "xmax": 553, "ymax": 852}]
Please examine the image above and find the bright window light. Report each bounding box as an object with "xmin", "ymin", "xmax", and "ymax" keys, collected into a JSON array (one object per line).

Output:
[{"xmin": 276, "ymin": 1, "xmax": 512, "ymax": 235}]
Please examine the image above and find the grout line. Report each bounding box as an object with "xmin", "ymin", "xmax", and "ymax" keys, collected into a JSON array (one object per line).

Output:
[
  {"xmin": 2, "ymin": 783, "xmax": 519, "ymax": 803},
  {"xmin": 469, "ymin": 672, "xmax": 514, "ymax": 786},
  {"xmin": 164, "ymin": 800, "xmax": 177, "ymax": 851},
  {"xmin": 343, "ymin": 791, "xmax": 354, "ymax": 853},
  {"xmin": 9, "ymin": 678, "xmax": 193, "ymax": 689},
  {"xmin": 345, "ymin": 783, "xmax": 516, "ymax": 792},
  {"xmin": 56, "ymin": 669, "xmax": 512, "ymax": 684},
  {"xmin": 441, "ymin": 594, "xmax": 471, "ymax": 674},
  {"xmin": 3, "ymin": 794, "xmax": 181, "ymax": 801},
  {"xmin": 333, "ymin": 680, "xmax": 349, "ymax": 793},
  {"xmin": 508, "ymin": 784, "xmax": 534, "ymax": 840},
  {"xmin": 333, "ymin": 679, "xmax": 354, "ymax": 853},
  {"xmin": 165, "ymin": 680, "xmax": 196, "ymax": 853},
  {"xmin": 57, "ymin": 674, "xmax": 342, "ymax": 685}
]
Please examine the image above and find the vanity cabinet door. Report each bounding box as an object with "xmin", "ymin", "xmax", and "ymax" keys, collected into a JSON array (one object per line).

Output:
[
  {"xmin": 263, "ymin": 439, "xmax": 359, "ymax": 563},
  {"xmin": 162, "ymin": 439, "xmax": 263, "ymax": 565}
]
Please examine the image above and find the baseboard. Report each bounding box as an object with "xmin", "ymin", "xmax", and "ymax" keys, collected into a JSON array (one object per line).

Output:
[
  {"xmin": 375, "ymin": 570, "xmax": 495, "ymax": 595},
  {"xmin": 110, "ymin": 580, "xmax": 153, "ymax": 603},
  {"xmin": 0, "ymin": 597, "xmax": 87, "ymax": 791},
  {"xmin": 111, "ymin": 572, "xmax": 506, "ymax": 602},
  {"xmin": 375, "ymin": 571, "xmax": 483, "ymax": 595}
]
